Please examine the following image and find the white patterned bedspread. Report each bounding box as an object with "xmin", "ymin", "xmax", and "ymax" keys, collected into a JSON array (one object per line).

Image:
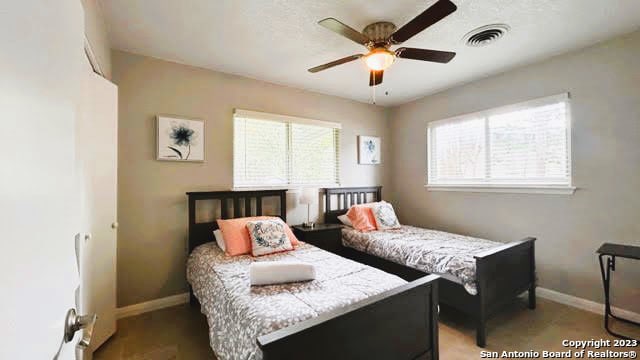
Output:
[
  {"xmin": 342, "ymin": 225, "xmax": 504, "ymax": 295},
  {"xmin": 187, "ymin": 242, "xmax": 406, "ymax": 360}
]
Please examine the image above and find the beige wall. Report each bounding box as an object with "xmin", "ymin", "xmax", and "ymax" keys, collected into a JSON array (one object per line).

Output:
[
  {"xmin": 112, "ymin": 50, "xmax": 389, "ymax": 306},
  {"xmin": 114, "ymin": 30, "xmax": 639, "ymax": 311},
  {"xmin": 388, "ymin": 30, "xmax": 640, "ymax": 312},
  {"xmin": 81, "ymin": 0, "xmax": 111, "ymax": 79}
]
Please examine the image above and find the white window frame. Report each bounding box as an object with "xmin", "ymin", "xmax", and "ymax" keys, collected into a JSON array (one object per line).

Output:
[
  {"xmin": 426, "ymin": 93, "xmax": 576, "ymax": 195},
  {"xmin": 232, "ymin": 109, "xmax": 341, "ymax": 190}
]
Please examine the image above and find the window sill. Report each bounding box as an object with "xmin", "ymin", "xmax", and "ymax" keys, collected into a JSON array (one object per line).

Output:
[{"xmin": 425, "ymin": 184, "xmax": 576, "ymax": 195}]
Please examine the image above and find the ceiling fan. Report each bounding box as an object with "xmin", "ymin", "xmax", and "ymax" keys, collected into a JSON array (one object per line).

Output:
[{"xmin": 308, "ymin": 0, "xmax": 458, "ymax": 87}]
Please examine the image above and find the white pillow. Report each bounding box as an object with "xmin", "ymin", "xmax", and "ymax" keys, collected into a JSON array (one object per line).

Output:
[
  {"xmin": 250, "ymin": 261, "xmax": 316, "ymax": 286},
  {"xmin": 213, "ymin": 229, "xmax": 226, "ymax": 251},
  {"xmin": 337, "ymin": 214, "xmax": 353, "ymax": 227},
  {"xmin": 371, "ymin": 201, "xmax": 401, "ymax": 230},
  {"xmin": 246, "ymin": 219, "xmax": 293, "ymax": 256}
]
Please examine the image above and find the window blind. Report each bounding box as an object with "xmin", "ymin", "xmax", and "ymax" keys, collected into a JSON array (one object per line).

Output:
[
  {"xmin": 427, "ymin": 94, "xmax": 571, "ymax": 187},
  {"xmin": 233, "ymin": 110, "xmax": 340, "ymax": 188}
]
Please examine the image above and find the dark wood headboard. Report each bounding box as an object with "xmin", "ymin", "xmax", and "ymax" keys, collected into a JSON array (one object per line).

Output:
[
  {"xmin": 186, "ymin": 189, "xmax": 287, "ymax": 253},
  {"xmin": 323, "ymin": 186, "xmax": 382, "ymax": 224}
]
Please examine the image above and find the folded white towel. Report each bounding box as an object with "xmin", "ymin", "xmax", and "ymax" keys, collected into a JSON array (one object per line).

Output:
[{"xmin": 249, "ymin": 261, "xmax": 316, "ymax": 286}]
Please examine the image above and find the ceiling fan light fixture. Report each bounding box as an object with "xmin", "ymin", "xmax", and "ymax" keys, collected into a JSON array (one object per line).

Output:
[
  {"xmin": 309, "ymin": 0, "xmax": 459, "ymax": 87},
  {"xmin": 365, "ymin": 49, "xmax": 395, "ymax": 71}
]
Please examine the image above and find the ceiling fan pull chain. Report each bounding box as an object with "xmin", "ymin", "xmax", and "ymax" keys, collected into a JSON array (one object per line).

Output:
[{"xmin": 372, "ymin": 77, "xmax": 376, "ymax": 104}]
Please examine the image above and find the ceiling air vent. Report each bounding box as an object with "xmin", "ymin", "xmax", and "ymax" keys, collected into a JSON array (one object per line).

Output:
[{"xmin": 463, "ymin": 24, "xmax": 510, "ymax": 47}]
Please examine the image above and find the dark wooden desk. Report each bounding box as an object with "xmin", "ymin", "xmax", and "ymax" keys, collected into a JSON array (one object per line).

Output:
[{"xmin": 597, "ymin": 243, "xmax": 640, "ymax": 340}]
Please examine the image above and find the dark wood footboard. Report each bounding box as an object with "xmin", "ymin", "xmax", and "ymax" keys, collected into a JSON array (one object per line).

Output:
[
  {"xmin": 258, "ymin": 275, "xmax": 440, "ymax": 360},
  {"xmin": 474, "ymin": 237, "xmax": 536, "ymax": 347}
]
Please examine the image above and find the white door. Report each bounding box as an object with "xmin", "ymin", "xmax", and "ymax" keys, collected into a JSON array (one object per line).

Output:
[
  {"xmin": 0, "ymin": 1, "xmax": 87, "ymax": 359},
  {"xmin": 77, "ymin": 57, "xmax": 119, "ymax": 352}
]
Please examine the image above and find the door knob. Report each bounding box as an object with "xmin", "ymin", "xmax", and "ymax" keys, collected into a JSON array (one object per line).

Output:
[
  {"xmin": 111, "ymin": 222, "xmax": 119, "ymax": 229},
  {"xmin": 63, "ymin": 308, "xmax": 97, "ymax": 347}
]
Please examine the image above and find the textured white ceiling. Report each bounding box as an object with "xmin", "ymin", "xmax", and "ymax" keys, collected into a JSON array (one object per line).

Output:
[{"xmin": 100, "ymin": 0, "xmax": 640, "ymax": 106}]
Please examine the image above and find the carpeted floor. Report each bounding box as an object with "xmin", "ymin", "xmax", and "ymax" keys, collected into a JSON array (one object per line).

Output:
[{"xmin": 94, "ymin": 297, "xmax": 639, "ymax": 359}]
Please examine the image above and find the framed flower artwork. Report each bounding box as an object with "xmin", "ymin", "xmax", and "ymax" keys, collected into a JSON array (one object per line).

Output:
[
  {"xmin": 156, "ymin": 115, "xmax": 205, "ymax": 162},
  {"xmin": 358, "ymin": 135, "xmax": 381, "ymax": 165}
]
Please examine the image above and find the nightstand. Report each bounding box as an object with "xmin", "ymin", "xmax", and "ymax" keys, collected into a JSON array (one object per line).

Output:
[{"xmin": 292, "ymin": 223, "xmax": 344, "ymax": 255}]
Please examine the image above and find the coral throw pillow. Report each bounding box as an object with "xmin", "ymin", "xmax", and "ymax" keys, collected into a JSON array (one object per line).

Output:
[
  {"xmin": 346, "ymin": 205, "xmax": 377, "ymax": 232},
  {"xmin": 217, "ymin": 216, "xmax": 299, "ymax": 256},
  {"xmin": 246, "ymin": 220, "xmax": 293, "ymax": 256}
]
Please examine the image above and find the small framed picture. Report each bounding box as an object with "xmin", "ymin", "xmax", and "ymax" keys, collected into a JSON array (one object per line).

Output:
[
  {"xmin": 156, "ymin": 115, "xmax": 204, "ymax": 162},
  {"xmin": 358, "ymin": 135, "xmax": 381, "ymax": 165}
]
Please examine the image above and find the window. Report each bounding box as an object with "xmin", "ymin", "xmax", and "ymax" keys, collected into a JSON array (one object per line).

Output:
[
  {"xmin": 427, "ymin": 94, "xmax": 574, "ymax": 194},
  {"xmin": 233, "ymin": 109, "xmax": 340, "ymax": 188}
]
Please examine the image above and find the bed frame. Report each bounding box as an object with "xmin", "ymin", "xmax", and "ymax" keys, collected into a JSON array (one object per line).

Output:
[
  {"xmin": 324, "ymin": 186, "xmax": 537, "ymax": 348},
  {"xmin": 186, "ymin": 189, "xmax": 440, "ymax": 359}
]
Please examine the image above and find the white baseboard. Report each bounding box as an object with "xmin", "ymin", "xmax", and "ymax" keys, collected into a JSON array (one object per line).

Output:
[
  {"xmin": 536, "ymin": 287, "xmax": 640, "ymax": 323},
  {"xmin": 114, "ymin": 287, "xmax": 640, "ymax": 324},
  {"xmin": 116, "ymin": 292, "xmax": 189, "ymax": 319}
]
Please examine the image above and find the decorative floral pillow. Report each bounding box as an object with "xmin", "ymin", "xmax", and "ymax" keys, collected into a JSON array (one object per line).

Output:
[
  {"xmin": 246, "ymin": 219, "xmax": 293, "ymax": 256},
  {"xmin": 372, "ymin": 201, "xmax": 401, "ymax": 230},
  {"xmin": 217, "ymin": 216, "xmax": 299, "ymax": 256}
]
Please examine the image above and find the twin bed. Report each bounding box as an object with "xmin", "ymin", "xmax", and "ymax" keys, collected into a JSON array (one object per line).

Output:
[
  {"xmin": 324, "ymin": 186, "xmax": 537, "ymax": 348},
  {"xmin": 186, "ymin": 187, "xmax": 536, "ymax": 359},
  {"xmin": 186, "ymin": 190, "xmax": 439, "ymax": 360}
]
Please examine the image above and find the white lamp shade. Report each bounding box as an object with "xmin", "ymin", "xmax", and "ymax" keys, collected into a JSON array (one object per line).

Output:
[
  {"xmin": 298, "ymin": 188, "xmax": 317, "ymax": 205},
  {"xmin": 365, "ymin": 50, "xmax": 395, "ymax": 71}
]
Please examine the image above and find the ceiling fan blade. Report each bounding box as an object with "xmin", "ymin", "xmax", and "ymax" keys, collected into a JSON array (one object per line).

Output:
[
  {"xmin": 308, "ymin": 54, "xmax": 363, "ymax": 73},
  {"xmin": 369, "ymin": 70, "xmax": 383, "ymax": 86},
  {"xmin": 390, "ymin": 0, "xmax": 457, "ymax": 44},
  {"xmin": 396, "ymin": 47, "xmax": 456, "ymax": 63},
  {"xmin": 318, "ymin": 18, "xmax": 369, "ymax": 45}
]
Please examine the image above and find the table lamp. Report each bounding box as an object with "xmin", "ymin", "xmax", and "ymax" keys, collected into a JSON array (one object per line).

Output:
[{"xmin": 299, "ymin": 188, "xmax": 317, "ymax": 228}]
